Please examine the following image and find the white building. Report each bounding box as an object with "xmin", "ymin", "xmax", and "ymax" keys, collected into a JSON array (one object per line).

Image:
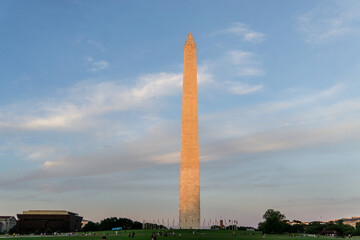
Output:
[{"xmin": 0, "ymin": 216, "xmax": 17, "ymax": 233}]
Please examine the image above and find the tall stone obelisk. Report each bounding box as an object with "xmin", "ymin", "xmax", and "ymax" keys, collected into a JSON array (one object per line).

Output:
[{"xmin": 179, "ymin": 32, "xmax": 200, "ymax": 229}]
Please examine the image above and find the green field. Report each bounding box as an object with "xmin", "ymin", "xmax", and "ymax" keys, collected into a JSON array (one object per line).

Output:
[{"xmin": 1, "ymin": 230, "xmax": 357, "ymax": 240}]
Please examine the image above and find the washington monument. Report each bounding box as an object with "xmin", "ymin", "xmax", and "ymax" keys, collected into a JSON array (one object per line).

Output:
[{"xmin": 179, "ymin": 32, "xmax": 200, "ymax": 229}]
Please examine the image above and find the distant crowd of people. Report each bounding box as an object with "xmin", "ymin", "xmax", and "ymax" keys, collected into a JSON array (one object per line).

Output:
[{"xmin": 151, "ymin": 231, "xmax": 176, "ymax": 240}]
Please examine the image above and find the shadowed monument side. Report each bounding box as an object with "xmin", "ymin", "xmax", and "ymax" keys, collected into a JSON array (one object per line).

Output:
[{"xmin": 179, "ymin": 32, "xmax": 200, "ymax": 229}]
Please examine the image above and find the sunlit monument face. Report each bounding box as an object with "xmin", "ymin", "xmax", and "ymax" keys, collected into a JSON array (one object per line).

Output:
[{"xmin": 179, "ymin": 32, "xmax": 200, "ymax": 229}]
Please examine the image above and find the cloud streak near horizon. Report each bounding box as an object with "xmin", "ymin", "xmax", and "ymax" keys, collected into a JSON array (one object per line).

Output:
[{"xmin": 2, "ymin": 80, "xmax": 359, "ymax": 189}]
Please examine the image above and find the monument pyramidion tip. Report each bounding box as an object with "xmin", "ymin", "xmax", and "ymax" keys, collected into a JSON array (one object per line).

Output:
[{"xmin": 185, "ymin": 32, "xmax": 196, "ymax": 47}]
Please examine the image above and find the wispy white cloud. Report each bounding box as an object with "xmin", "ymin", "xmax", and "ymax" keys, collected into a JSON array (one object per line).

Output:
[
  {"xmin": 226, "ymin": 81, "xmax": 263, "ymax": 95},
  {"xmin": 226, "ymin": 51, "xmax": 264, "ymax": 77},
  {"xmin": 201, "ymin": 120, "xmax": 360, "ymax": 163},
  {"xmin": 86, "ymin": 56, "xmax": 109, "ymax": 72},
  {"xmin": 18, "ymin": 73, "xmax": 181, "ymax": 130},
  {"xmin": 0, "ymin": 68, "xmax": 216, "ymax": 131},
  {"xmin": 198, "ymin": 83, "xmax": 346, "ymax": 143},
  {"xmin": 209, "ymin": 23, "xmax": 266, "ymax": 94},
  {"xmin": 87, "ymin": 39, "xmax": 106, "ymax": 52},
  {"xmin": 236, "ymin": 67, "xmax": 264, "ymax": 77},
  {"xmin": 23, "ymin": 105, "xmax": 84, "ymax": 129},
  {"xmin": 91, "ymin": 60, "xmax": 109, "ymax": 72},
  {"xmin": 206, "ymin": 50, "xmax": 264, "ymax": 94},
  {"xmin": 227, "ymin": 51, "xmax": 254, "ymax": 65},
  {"xmin": 3, "ymin": 83, "xmax": 359, "ymax": 189},
  {"xmin": 297, "ymin": 0, "xmax": 360, "ymax": 43},
  {"xmin": 1, "ymin": 121, "xmax": 181, "ymax": 184},
  {"xmin": 197, "ymin": 65, "xmax": 214, "ymax": 85},
  {"xmin": 15, "ymin": 145, "xmax": 59, "ymax": 162},
  {"xmin": 215, "ymin": 22, "xmax": 265, "ymax": 43}
]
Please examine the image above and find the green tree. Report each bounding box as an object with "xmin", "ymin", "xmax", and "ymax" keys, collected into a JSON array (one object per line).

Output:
[
  {"xmin": 83, "ymin": 217, "xmax": 144, "ymax": 232},
  {"xmin": 291, "ymin": 223, "xmax": 305, "ymax": 233},
  {"xmin": 82, "ymin": 221, "xmax": 99, "ymax": 231},
  {"xmin": 356, "ymin": 222, "xmax": 360, "ymax": 231},
  {"xmin": 133, "ymin": 221, "xmax": 142, "ymax": 229},
  {"xmin": 306, "ymin": 220, "xmax": 355, "ymax": 236},
  {"xmin": 259, "ymin": 209, "xmax": 290, "ymax": 234},
  {"xmin": 353, "ymin": 222, "xmax": 360, "ymax": 236},
  {"xmin": 305, "ymin": 222, "xmax": 323, "ymax": 234}
]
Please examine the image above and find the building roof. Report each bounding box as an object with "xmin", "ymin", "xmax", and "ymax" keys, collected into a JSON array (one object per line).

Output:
[
  {"xmin": 22, "ymin": 210, "xmax": 78, "ymax": 216},
  {"xmin": 342, "ymin": 217, "xmax": 360, "ymax": 222}
]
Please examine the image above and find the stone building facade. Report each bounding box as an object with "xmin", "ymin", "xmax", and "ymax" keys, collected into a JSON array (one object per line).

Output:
[{"xmin": 17, "ymin": 210, "xmax": 82, "ymax": 234}]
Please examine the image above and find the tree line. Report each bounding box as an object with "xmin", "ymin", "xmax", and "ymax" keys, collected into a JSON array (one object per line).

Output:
[
  {"xmin": 83, "ymin": 217, "xmax": 143, "ymax": 231},
  {"xmin": 258, "ymin": 209, "xmax": 360, "ymax": 236}
]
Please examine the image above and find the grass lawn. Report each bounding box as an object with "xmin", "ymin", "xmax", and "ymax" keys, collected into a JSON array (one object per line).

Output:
[{"xmin": 1, "ymin": 230, "xmax": 357, "ymax": 240}]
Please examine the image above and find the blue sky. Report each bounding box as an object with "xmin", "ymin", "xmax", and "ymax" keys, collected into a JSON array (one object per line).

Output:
[{"xmin": 1, "ymin": 0, "xmax": 360, "ymax": 227}]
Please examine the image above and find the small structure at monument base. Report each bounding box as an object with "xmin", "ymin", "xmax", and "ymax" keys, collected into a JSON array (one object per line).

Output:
[
  {"xmin": 16, "ymin": 210, "xmax": 83, "ymax": 234},
  {"xmin": 112, "ymin": 227, "xmax": 122, "ymax": 231}
]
